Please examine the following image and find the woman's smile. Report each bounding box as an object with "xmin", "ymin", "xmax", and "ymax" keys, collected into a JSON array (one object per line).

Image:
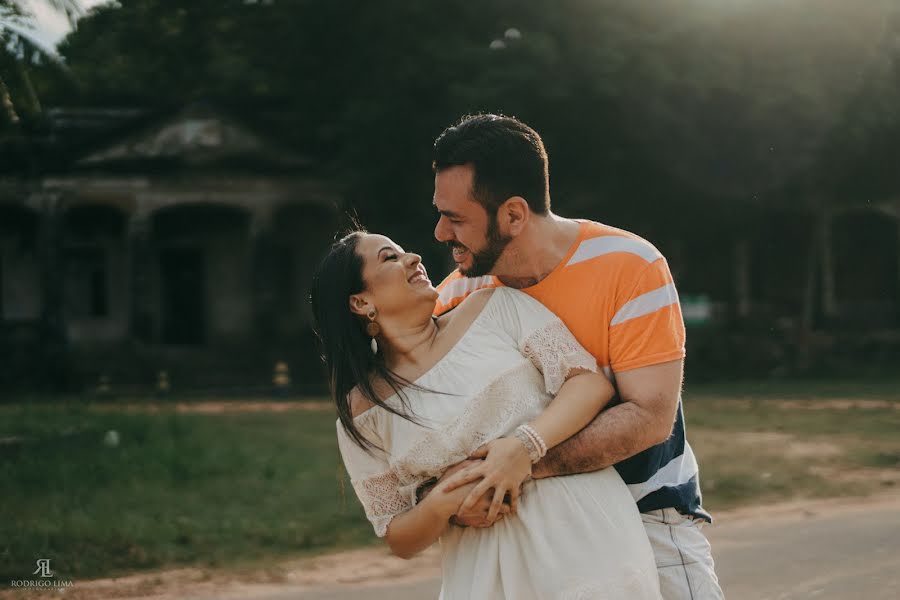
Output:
[{"xmin": 408, "ymin": 266, "xmax": 430, "ymax": 285}]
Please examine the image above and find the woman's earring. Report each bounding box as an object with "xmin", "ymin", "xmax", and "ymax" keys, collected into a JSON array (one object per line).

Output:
[{"xmin": 366, "ymin": 309, "xmax": 380, "ymax": 354}]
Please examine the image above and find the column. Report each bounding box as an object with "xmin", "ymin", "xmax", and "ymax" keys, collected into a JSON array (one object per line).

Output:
[
  {"xmin": 250, "ymin": 208, "xmax": 277, "ymax": 339},
  {"xmin": 734, "ymin": 239, "xmax": 751, "ymax": 320},
  {"xmin": 128, "ymin": 213, "xmax": 154, "ymax": 343},
  {"xmin": 37, "ymin": 193, "xmax": 68, "ymax": 388},
  {"xmin": 896, "ymin": 211, "xmax": 900, "ymax": 324},
  {"xmin": 821, "ymin": 211, "xmax": 837, "ymax": 320},
  {"xmin": 800, "ymin": 211, "xmax": 820, "ymax": 335}
]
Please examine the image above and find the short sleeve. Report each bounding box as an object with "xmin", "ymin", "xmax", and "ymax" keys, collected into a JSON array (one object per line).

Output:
[
  {"xmin": 608, "ymin": 257, "xmax": 686, "ymax": 373},
  {"xmin": 494, "ymin": 288, "xmax": 598, "ymax": 394},
  {"xmin": 335, "ymin": 420, "xmax": 412, "ymax": 538}
]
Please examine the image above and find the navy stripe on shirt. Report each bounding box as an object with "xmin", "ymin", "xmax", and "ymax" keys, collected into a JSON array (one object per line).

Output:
[
  {"xmin": 637, "ymin": 475, "xmax": 711, "ymax": 522},
  {"xmin": 615, "ymin": 402, "xmax": 686, "ymax": 484},
  {"xmin": 612, "ymin": 402, "xmax": 709, "ymax": 521}
]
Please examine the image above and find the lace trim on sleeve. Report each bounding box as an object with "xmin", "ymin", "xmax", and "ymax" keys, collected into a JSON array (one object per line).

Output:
[
  {"xmin": 522, "ymin": 320, "xmax": 598, "ymax": 395},
  {"xmin": 353, "ymin": 469, "xmax": 412, "ymax": 537}
]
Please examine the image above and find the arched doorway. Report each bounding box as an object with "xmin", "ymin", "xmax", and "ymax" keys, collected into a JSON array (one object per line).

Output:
[{"xmin": 151, "ymin": 204, "xmax": 252, "ymax": 345}]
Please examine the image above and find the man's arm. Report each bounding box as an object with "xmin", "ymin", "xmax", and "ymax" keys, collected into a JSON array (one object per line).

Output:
[{"xmin": 531, "ymin": 358, "xmax": 683, "ymax": 479}]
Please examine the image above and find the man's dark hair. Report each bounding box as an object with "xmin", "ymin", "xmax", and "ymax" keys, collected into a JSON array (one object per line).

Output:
[{"xmin": 433, "ymin": 113, "xmax": 550, "ymax": 215}]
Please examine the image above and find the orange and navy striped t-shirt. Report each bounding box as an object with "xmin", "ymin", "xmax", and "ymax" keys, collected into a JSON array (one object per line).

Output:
[
  {"xmin": 434, "ymin": 220, "xmax": 686, "ymax": 376},
  {"xmin": 434, "ymin": 220, "xmax": 707, "ymax": 519}
]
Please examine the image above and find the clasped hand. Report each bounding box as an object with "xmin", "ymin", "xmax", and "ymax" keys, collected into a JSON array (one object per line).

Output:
[{"xmin": 439, "ymin": 436, "xmax": 532, "ymax": 525}]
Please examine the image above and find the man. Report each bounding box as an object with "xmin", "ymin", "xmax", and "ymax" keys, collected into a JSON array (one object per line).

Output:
[{"xmin": 426, "ymin": 114, "xmax": 724, "ymax": 598}]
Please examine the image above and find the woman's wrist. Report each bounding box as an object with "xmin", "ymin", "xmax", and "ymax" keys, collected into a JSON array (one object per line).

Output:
[
  {"xmin": 415, "ymin": 477, "xmax": 438, "ymax": 504},
  {"xmin": 509, "ymin": 435, "xmax": 534, "ymax": 466},
  {"xmin": 419, "ymin": 482, "xmax": 459, "ymax": 521},
  {"xmin": 512, "ymin": 426, "xmax": 545, "ymax": 464}
]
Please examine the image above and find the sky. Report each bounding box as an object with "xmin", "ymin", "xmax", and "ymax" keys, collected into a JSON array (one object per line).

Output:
[{"xmin": 23, "ymin": 0, "xmax": 109, "ymax": 49}]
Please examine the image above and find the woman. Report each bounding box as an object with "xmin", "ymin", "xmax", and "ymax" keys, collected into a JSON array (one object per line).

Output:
[{"xmin": 311, "ymin": 230, "xmax": 661, "ymax": 599}]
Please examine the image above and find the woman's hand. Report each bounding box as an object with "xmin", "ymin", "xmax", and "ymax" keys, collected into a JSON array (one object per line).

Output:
[
  {"xmin": 441, "ymin": 437, "xmax": 532, "ymax": 521},
  {"xmin": 422, "ymin": 467, "xmax": 487, "ymax": 521},
  {"xmin": 425, "ymin": 459, "xmax": 509, "ymax": 528}
]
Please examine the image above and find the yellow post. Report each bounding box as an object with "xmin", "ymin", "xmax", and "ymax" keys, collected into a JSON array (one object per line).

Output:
[
  {"xmin": 157, "ymin": 370, "xmax": 171, "ymax": 395},
  {"xmin": 273, "ymin": 361, "xmax": 291, "ymax": 397}
]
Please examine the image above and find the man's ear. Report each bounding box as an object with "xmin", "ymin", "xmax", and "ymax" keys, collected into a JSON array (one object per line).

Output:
[
  {"xmin": 499, "ymin": 197, "xmax": 530, "ymax": 236},
  {"xmin": 348, "ymin": 293, "xmax": 372, "ymax": 317}
]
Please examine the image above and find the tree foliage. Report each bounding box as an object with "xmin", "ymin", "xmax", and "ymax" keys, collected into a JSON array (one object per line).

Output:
[
  {"xmin": 1, "ymin": 0, "xmax": 83, "ymax": 123},
  {"xmin": 19, "ymin": 0, "xmax": 900, "ymax": 228}
]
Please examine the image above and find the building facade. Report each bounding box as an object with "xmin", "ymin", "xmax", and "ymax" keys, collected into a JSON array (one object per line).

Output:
[{"xmin": 1, "ymin": 105, "xmax": 340, "ymax": 392}]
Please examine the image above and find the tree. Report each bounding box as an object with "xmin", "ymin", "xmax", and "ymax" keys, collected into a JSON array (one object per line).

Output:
[
  {"xmin": 35, "ymin": 0, "xmax": 900, "ymax": 224},
  {"xmin": 0, "ymin": 0, "xmax": 83, "ymax": 124}
]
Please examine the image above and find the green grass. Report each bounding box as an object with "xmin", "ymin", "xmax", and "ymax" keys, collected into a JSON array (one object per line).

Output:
[
  {"xmin": 683, "ymin": 380, "xmax": 900, "ymax": 509},
  {"xmin": 1, "ymin": 379, "xmax": 898, "ymax": 582},
  {"xmin": 685, "ymin": 377, "xmax": 900, "ymax": 400},
  {"xmin": 0, "ymin": 403, "xmax": 372, "ymax": 583}
]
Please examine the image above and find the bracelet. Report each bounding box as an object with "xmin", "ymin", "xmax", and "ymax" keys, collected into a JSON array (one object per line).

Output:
[
  {"xmin": 518, "ymin": 424, "xmax": 548, "ymax": 459},
  {"xmin": 520, "ymin": 424, "xmax": 547, "ymax": 457},
  {"xmin": 513, "ymin": 428, "xmax": 542, "ymax": 463}
]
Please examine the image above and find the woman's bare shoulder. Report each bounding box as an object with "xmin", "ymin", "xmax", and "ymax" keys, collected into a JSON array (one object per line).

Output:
[{"xmin": 438, "ymin": 287, "xmax": 497, "ymax": 326}]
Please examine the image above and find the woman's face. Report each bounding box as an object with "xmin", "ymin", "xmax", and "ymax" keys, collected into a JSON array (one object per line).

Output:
[{"xmin": 351, "ymin": 234, "xmax": 437, "ymax": 318}]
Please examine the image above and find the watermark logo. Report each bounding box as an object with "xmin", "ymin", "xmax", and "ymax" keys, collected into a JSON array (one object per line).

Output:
[
  {"xmin": 10, "ymin": 558, "xmax": 74, "ymax": 589},
  {"xmin": 33, "ymin": 558, "xmax": 53, "ymax": 578}
]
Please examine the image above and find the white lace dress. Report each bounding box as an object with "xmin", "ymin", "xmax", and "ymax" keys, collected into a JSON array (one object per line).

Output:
[{"xmin": 336, "ymin": 288, "xmax": 661, "ymax": 599}]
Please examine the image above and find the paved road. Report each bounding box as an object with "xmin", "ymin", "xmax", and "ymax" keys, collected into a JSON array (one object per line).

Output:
[
  {"xmin": 706, "ymin": 497, "xmax": 900, "ymax": 599},
  {"xmin": 250, "ymin": 494, "xmax": 900, "ymax": 600}
]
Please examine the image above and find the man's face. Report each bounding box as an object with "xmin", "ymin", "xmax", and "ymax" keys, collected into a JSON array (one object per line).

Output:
[{"xmin": 433, "ymin": 165, "xmax": 512, "ymax": 277}]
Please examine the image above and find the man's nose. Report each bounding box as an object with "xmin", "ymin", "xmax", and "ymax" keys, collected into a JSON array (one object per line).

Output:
[{"xmin": 434, "ymin": 215, "xmax": 452, "ymax": 242}]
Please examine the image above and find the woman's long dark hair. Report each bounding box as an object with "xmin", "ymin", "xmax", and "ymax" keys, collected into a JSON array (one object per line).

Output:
[{"xmin": 310, "ymin": 230, "xmax": 424, "ymax": 452}]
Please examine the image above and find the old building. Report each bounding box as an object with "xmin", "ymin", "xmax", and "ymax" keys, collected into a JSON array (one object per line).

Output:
[
  {"xmin": 0, "ymin": 104, "xmax": 340, "ymax": 392},
  {"xmin": 2, "ymin": 105, "xmax": 898, "ymax": 391}
]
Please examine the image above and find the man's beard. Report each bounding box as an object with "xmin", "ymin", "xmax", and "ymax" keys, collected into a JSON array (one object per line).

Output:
[{"xmin": 455, "ymin": 216, "xmax": 512, "ymax": 278}]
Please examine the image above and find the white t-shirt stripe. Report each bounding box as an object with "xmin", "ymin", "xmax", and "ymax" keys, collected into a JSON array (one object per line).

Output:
[
  {"xmin": 610, "ymin": 282, "xmax": 679, "ymax": 326},
  {"xmin": 626, "ymin": 443, "xmax": 699, "ymax": 502},
  {"xmin": 566, "ymin": 235, "xmax": 662, "ymax": 267}
]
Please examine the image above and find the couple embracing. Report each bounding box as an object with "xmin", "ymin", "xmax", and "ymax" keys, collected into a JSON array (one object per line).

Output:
[{"xmin": 311, "ymin": 114, "xmax": 724, "ymax": 599}]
